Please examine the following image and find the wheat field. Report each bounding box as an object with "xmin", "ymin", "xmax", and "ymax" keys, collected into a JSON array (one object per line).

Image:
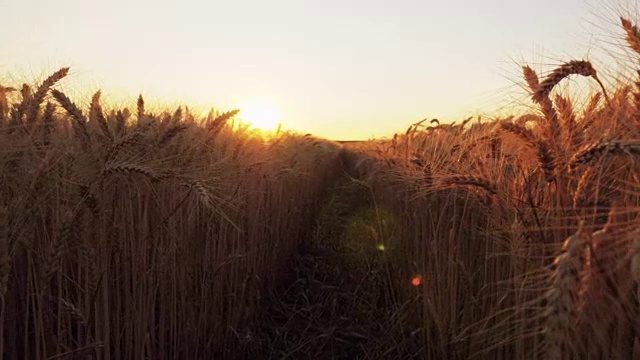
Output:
[{"xmin": 1, "ymin": 14, "xmax": 640, "ymax": 360}]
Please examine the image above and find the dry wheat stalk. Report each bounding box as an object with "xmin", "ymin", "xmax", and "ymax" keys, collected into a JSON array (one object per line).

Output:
[
  {"xmin": 137, "ymin": 94, "xmax": 145, "ymax": 120},
  {"xmin": 41, "ymin": 230, "xmax": 65, "ymax": 286},
  {"xmin": 171, "ymin": 106, "xmax": 182, "ymax": 124},
  {"xmin": 572, "ymin": 168, "xmax": 593, "ymax": 208},
  {"xmin": 498, "ymin": 121, "xmax": 537, "ymax": 145},
  {"xmin": 184, "ymin": 179, "xmax": 214, "ymax": 208},
  {"xmin": 441, "ymin": 175, "xmax": 497, "ymax": 195},
  {"xmin": 621, "ymin": 17, "xmax": 640, "ymax": 55},
  {"xmin": 103, "ymin": 162, "xmax": 159, "ymax": 180},
  {"xmin": 104, "ymin": 132, "xmax": 140, "ymax": 163},
  {"xmin": 555, "ymin": 95, "xmax": 577, "ymax": 144},
  {"xmin": 0, "ymin": 86, "xmax": 16, "ymax": 124},
  {"xmin": 634, "ymin": 75, "xmax": 640, "ymax": 117},
  {"xmin": 0, "ymin": 206, "xmax": 10, "ymax": 298},
  {"xmin": 410, "ymin": 158, "xmax": 433, "ymax": 187},
  {"xmin": 585, "ymin": 93, "xmax": 602, "ymax": 117},
  {"xmin": 497, "ymin": 122, "xmax": 556, "ymax": 181},
  {"xmin": 115, "ymin": 109, "xmax": 127, "ymax": 136},
  {"xmin": 522, "ymin": 65, "xmax": 561, "ymax": 144},
  {"xmin": 26, "ymin": 67, "xmax": 69, "ymax": 123},
  {"xmin": 533, "ymin": 61, "xmax": 609, "ymax": 107},
  {"xmin": 51, "ymin": 89, "xmax": 83, "ymax": 123},
  {"xmin": 9, "ymin": 84, "xmax": 31, "ymax": 125},
  {"xmin": 423, "ymin": 163, "xmax": 433, "ymax": 188},
  {"xmin": 58, "ymin": 297, "xmax": 87, "ymax": 325},
  {"xmin": 78, "ymin": 184, "xmax": 99, "ymax": 214},
  {"xmin": 523, "ymin": 65, "xmax": 540, "ymax": 92},
  {"xmin": 51, "ymin": 89, "xmax": 91, "ymax": 147},
  {"xmin": 41, "ymin": 102, "xmax": 55, "ymax": 147},
  {"xmin": 569, "ymin": 141, "xmax": 640, "ymax": 169},
  {"xmin": 158, "ymin": 124, "xmax": 188, "ymax": 148},
  {"xmin": 90, "ymin": 91, "xmax": 114, "ymax": 142},
  {"xmin": 545, "ymin": 221, "xmax": 590, "ymax": 360},
  {"xmin": 208, "ymin": 109, "xmax": 239, "ymax": 135},
  {"xmin": 631, "ymin": 237, "xmax": 640, "ymax": 283}
]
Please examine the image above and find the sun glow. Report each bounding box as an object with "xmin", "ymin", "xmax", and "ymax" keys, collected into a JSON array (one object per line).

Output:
[{"xmin": 240, "ymin": 103, "xmax": 282, "ymax": 132}]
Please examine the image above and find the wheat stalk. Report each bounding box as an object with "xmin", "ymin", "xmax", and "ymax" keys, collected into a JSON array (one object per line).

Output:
[
  {"xmin": 0, "ymin": 206, "xmax": 10, "ymax": 299},
  {"xmin": 621, "ymin": 17, "xmax": 640, "ymax": 55},
  {"xmin": 41, "ymin": 102, "xmax": 55, "ymax": 147},
  {"xmin": 51, "ymin": 89, "xmax": 91, "ymax": 148},
  {"xmin": 90, "ymin": 91, "xmax": 114, "ymax": 142},
  {"xmin": 569, "ymin": 141, "xmax": 640, "ymax": 169},
  {"xmin": 103, "ymin": 162, "xmax": 159, "ymax": 181},
  {"xmin": 441, "ymin": 175, "xmax": 497, "ymax": 195},
  {"xmin": 522, "ymin": 65, "xmax": 562, "ymax": 147},
  {"xmin": 0, "ymin": 206, "xmax": 8, "ymax": 360},
  {"xmin": 533, "ymin": 61, "xmax": 610, "ymax": 108},
  {"xmin": 58, "ymin": 297, "xmax": 87, "ymax": 325},
  {"xmin": 572, "ymin": 168, "xmax": 594, "ymax": 208},
  {"xmin": 545, "ymin": 221, "xmax": 590, "ymax": 360},
  {"xmin": 555, "ymin": 95, "xmax": 577, "ymax": 145},
  {"xmin": 171, "ymin": 106, "xmax": 182, "ymax": 124},
  {"xmin": 523, "ymin": 65, "xmax": 540, "ymax": 91},
  {"xmin": 157, "ymin": 124, "xmax": 188, "ymax": 147},
  {"xmin": 115, "ymin": 109, "xmax": 127, "ymax": 136},
  {"xmin": 630, "ymin": 234, "xmax": 640, "ymax": 284},
  {"xmin": 0, "ymin": 86, "xmax": 16, "ymax": 124},
  {"xmin": 137, "ymin": 94, "xmax": 145, "ymax": 120},
  {"xmin": 9, "ymin": 84, "xmax": 31, "ymax": 125},
  {"xmin": 497, "ymin": 122, "xmax": 556, "ymax": 182},
  {"xmin": 208, "ymin": 109, "xmax": 239, "ymax": 136},
  {"xmin": 585, "ymin": 93, "xmax": 602, "ymax": 117},
  {"xmin": 41, "ymin": 229, "xmax": 66, "ymax": 287},
  {"xmin": 26, "ymin": 67, "xmax": 69, "ymax": 123}
]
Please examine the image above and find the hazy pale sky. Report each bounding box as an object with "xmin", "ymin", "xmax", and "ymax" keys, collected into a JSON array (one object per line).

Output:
[{"xmin": 0, "ymin": 0, "xmax": 632, "ymax": 139}]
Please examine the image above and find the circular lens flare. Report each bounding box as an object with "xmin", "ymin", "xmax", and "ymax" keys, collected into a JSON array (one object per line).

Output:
[{"xmin": 411, "ymin": 276, "xmax": 421, "ymax": 287}]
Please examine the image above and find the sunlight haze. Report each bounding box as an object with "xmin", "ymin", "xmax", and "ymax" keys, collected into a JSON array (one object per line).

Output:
[{"xmin": 0, "ymin": 0, "xmax": 630, "ymax": 140}]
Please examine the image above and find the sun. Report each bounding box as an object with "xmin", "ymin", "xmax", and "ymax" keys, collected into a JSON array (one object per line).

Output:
[{"xmin": 240, "ymin": 103, "xmax": 282, "ymax": 131}]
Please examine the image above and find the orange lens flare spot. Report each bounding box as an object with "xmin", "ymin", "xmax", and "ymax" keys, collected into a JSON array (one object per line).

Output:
[{"xmin": 411, "ymin": 276, "xmax": 421, "ymax": 286}]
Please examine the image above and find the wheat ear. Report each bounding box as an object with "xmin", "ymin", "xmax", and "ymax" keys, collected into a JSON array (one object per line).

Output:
[
  {"xmin": 90, "ymin": 91, "xmax": 114, "ymax": 142},
  {"xmin": 26, "ymin": 67, "xmax": 69, "ymax": 124},
  {"xmin": 208, "ymin": 109, "xmax": 240, "ymax": 135},
  {"xmin": 533, "ymin": 61, "xmax": 610, "ymax": 107},
  {"xmin": 498, "ymin": 122, "xmax": 556, "ymax": 182},
  {"xmin": 137, "ymin": 94, "xmax": 145, "ymax": 120},
  {"xmin": 621, "ymin": 17, "xmax": 640, "ymax": 55},
  {"xmin": 103, "ymin": 162, "xmax": 159, "ymax": 181},
  {"xmin": 545, "ymin": 221, "xmax": 590, "ymax": 360},
  {"xmin": 157, "ymin": 124, "xmax": 188, "ymax": 147},
  {"xmin": 569, "ymin": 141, "xmax": 640, "ymax": 169},
  {"xmin": 0, "ymin": 86, "xmax": 16, "ymax": 124},
  {"xmin": 441, "ymin": 175, "xmax": 497, "ymax": 195},
  {"xmin": 555, "ymin": 95, "xmax": 577, "ymax": 145},
  {"xmin": 522, "ymin": 65, "xmax": 563, "ymax": 151},
  {"xmin": 51, "ymin": 89, "xmax": 91, "ymax": 147}
]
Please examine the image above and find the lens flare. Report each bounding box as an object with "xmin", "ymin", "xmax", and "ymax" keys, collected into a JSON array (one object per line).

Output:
[{"xmin": 240, "ymin": 102, "xmax": 282, "ymax": 131}]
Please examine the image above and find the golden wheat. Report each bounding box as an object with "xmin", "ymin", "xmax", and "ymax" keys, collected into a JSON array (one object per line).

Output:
[
  {"xmin": 441, "ymin": 174, "xmax": 497, "ymax": 195},
  {"xmin": 545, "ymin": 221, "xmax": 589, "ymax": 360},
  {"xmin": 569, "ymin": 141, "xmax": 640, "ymax": 169},
  {"xmin": 621, "ymin": 17, "xmax": 640, "ymax": 55}
]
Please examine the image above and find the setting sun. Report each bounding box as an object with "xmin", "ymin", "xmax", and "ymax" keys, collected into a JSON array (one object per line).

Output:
[{"xmin": 240, "ymin": 103, "xmax": 282, "ymax": 131}]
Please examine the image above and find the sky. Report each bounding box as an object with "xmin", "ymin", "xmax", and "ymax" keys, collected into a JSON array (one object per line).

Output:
[{"xmin": 0, "ymin": 0, "xmax": 635, "ymax": 140}]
